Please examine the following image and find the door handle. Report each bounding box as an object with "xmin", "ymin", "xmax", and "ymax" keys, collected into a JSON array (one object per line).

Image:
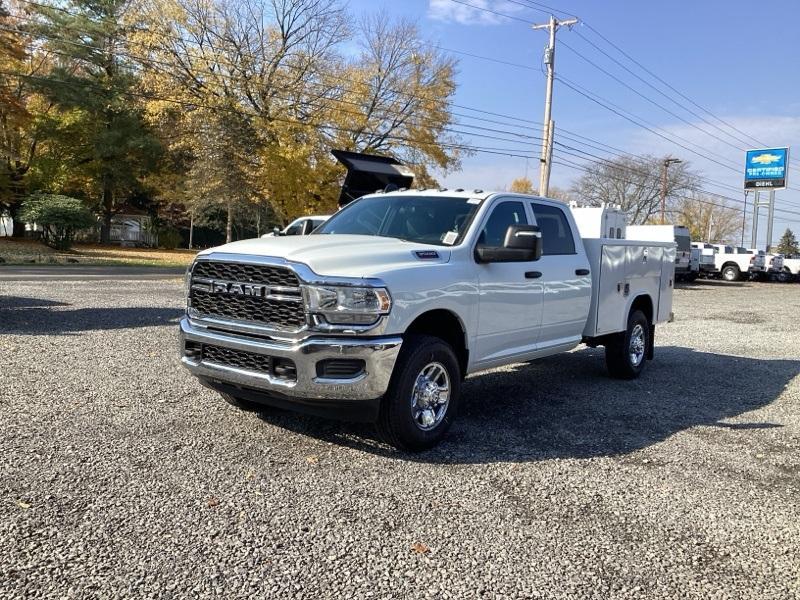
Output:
[
  {"xmin": 575, "ymin": 268, "xmax": 590, "ymax": 276},
  {"xmin": 525, "ymin": 271, "xmax": 542, "ymax": 279}
]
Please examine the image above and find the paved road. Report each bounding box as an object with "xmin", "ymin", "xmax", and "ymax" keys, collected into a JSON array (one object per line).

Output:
[
  {"xmin": 0, "ymin": 264, "xmax": 186, "ymax": 281},
  {"xmin": 1, "ymin": 279, "xmax": 798, "ymax": 599}
]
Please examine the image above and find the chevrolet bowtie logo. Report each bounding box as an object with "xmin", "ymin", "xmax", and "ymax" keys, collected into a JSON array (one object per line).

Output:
[{"xmin": 211, "ymin": 281, "xmax": 268, "ymax": 297}]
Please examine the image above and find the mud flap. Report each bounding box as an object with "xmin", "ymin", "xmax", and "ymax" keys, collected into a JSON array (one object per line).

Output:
[{"xmin": 646, "ymin": 325, "xmax": 655, "ymax": 360}]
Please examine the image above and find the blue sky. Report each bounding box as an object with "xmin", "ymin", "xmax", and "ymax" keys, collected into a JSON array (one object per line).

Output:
[{"xmin": 348, "ymin": 0, "xmax": 800, "ymax": 247}]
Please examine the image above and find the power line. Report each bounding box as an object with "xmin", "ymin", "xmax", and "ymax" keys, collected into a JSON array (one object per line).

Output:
[
  {"xmin": 0, "ymin": 20, "xmax": 550, "ymax": 150},
  {"xmin": 552, "ymin": 151, "xmax": 800, "ymax": 220},
  {"xmin": 445, "ymin": 0, "xmax": 535, "ymax": 24},
  {"xmin": 552, "ymin": 155, "xmax": 800, "ymax": 226},
  {"xmin": 580, "ymin": 23, "xmax": 787, "ymax": 154},
  {"xmin": 10, "ymin": 1, "xmax": 800, "ymax": 212},
  {"xmin": 559, "ymin": 38, "xmax": 758, "ymax": 155},
  {"xmin": 9, "ymin": 2, "xmax": 545, "ymax": 129},
  {"xmin": 555, "ymin": 75, "xmax": 742, "ymax": 172},
  {"xmin": 0, "ymin": 68, "xmax": 541, "ymax": 161}
]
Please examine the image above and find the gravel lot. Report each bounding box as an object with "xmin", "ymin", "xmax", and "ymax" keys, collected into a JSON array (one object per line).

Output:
[{"xmin": 1, "ymin": 276, "xmax": 798, "ymax": 599}]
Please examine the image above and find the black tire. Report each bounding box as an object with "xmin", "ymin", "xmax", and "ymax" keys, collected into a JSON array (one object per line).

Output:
[
  {"xmin": 721, "ymin": 264, "xmax": 740, "ymax": 282},
  {"xmin": 377, "ymin": 335, "xmax": 462, "ymax": 452},
  {"xmin": 605, "ymin": 309, "xmax": 649, "ymax": 380},
  {"xmin": 220, "ymin": 392, "xmax": 264, "ymax": 412}
]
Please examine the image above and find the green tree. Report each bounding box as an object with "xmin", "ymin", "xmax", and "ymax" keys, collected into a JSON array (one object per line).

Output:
[
  {"xmin": 28, "ymin": 0, "xmax": 162, "ymax": 243},
  {"xmin": 776, "ymin": 228, "xmax": 799, "ymax": 256},
  {"xmin": 20, "ymin": 193, "xmax": 95, "ymax": 250}
]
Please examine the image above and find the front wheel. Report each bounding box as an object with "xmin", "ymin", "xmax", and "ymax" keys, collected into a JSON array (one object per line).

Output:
[
  {"xmin": 605, "ymin": 310, "xmax": 650, "ymax": 380},
  {"xmin": 377, "ymin": 335, "xmax": 462, "ymax": 452}
]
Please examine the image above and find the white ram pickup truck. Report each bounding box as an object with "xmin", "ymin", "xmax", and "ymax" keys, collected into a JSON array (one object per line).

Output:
[
  {"xmin": 180, "ymin": 191, "xmax": 675, "ymax": 450},
  {"xmin": 782, "ymin": 255, "xmax": 800, "ymax": 281},
  {"xmin": 711, "ymin": 245, "xmax": 765, "ymax": 281}
]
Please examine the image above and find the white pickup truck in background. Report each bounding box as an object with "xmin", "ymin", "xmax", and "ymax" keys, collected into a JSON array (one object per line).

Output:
[
  {"xmin": 180, "ymin": 191, "xmax": 675, "ymax": 450},
  {"xmin": 711, "ymin": 244, "xmax": 765, "ymax": 281},
  {"xmin": 691, "ymin": 242, "xmax": 717, "ymax": 277},
  {"xmin": 627, "ymin": 225, "xmax": 693, "ymax": 281},
  {"xmin": 262, "ymin": 215, "xmax": 331, "ymax": 238},
  {"xmin": 782, "ymin": 255, "xmax": 800, "ymax": 281}
]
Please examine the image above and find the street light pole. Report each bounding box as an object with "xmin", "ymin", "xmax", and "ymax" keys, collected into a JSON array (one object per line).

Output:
[{"xmin": 661, "ymin": 157, "xmax": 682, "ymax": 224}]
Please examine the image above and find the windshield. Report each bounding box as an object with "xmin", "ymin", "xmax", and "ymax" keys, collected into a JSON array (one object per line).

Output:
[{"xmin": 315, "ymin": 195, "xmax": 481, "ymax": 246}]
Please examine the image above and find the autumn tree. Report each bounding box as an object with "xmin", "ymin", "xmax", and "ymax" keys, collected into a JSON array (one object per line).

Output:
[
  {"xmin": 509, "ymin": 177, "xmax": 534, "ymax": 194},
  {"xmin": 133, "ymin": 1, "xmax": 462, "ymax": 236},
  {"xmin": 0, "ymin": 0, "xmax": 46, "ymax": 236},
  {"xmin": 330, "ymin": 13, "xmax": 462, "ymax": 179},
  {"xmin": 571, "ymin": 155, "xmax": 697, "ymax": 224},
  {"xmin": 676, "ymin": 196, "xmax": 742, "ymax": 243},
  {"xmin": 776, "ymin": 228, "xmax": 799, "ymax": 256},
  {"xmin": 27, "ymin": 0, "xmax": 162, "ymax": 242}
]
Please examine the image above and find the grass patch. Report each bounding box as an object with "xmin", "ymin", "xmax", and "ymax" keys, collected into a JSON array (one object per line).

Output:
[{"xmin": 0, "ymin": 238, "xmax": 197, "ymax": 267}]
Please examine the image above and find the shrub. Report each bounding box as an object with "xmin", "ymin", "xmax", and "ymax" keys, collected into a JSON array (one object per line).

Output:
[
  {"xmin": 158, "ymin": 227, "xmax": 182, "ymax": 250},
  {"xmin": 19, "ymin": 194, "xmax": 96, "ymax": 251}
]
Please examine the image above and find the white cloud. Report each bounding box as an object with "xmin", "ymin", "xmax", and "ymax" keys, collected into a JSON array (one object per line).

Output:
[{"xmin": 427, "ymin": 0, "xmax": 529, "ymax": 26}]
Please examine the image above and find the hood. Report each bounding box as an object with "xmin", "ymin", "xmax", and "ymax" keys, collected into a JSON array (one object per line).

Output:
[{"xmin": 198, "ymin": 234, "xmax": 452, "ymax": 278}]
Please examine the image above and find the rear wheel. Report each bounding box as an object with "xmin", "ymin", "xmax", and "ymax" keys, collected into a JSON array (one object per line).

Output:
[
  {"xmin": 605, "ymin": 310, "xmax": 649, "ymax": 380},
  {"xmin": 377, "ymin": 335, "xmax": 461, "ymax": 452},
  {"xmin": 721, "ymin": 264, "xmax": 740, "ymax": 282}
]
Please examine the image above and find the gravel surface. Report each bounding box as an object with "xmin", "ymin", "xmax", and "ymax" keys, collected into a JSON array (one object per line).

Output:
[{"xmin": 1, "ymin": 277, "xmax": 798, "ymax": 599}]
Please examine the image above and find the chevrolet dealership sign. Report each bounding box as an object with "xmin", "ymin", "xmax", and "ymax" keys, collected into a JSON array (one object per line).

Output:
[{"xmin": 744, "ymin": 147, "xmax": 789, "ymax": 190}]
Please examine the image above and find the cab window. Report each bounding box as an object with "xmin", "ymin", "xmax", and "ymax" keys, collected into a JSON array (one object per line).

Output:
[
  {"xmin": 284, "ymin": 220, "xmax": 305, "ymax": 235},
  {"xmin": 531, "ymin": 203, "xmax": 576, "ymax": 255},
  {"xmin": 478, "ymin": 201, "xmax": 528, "ymax": 247}
]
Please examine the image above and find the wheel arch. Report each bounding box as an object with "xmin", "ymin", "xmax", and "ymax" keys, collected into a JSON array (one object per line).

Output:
[
  {"xmin": 404, "ymin": 309, "xmax": 469, "ymax": 377},
  {"xmin": 628, "ymin": 293, "xmax": 653, "ymax": 325}
]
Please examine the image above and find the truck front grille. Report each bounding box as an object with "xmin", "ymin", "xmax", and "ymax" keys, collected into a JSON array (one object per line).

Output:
[
  {"xmin": 192, "ymin": 261, "xmax": 299, "ymax": 287},
  {"xmin": 189, "ymin": 261, "xmax": 305, "ymax": 330}
]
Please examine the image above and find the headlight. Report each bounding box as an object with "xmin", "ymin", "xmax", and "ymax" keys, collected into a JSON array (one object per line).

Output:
[{"xmin": 304, "ymin": 285, "xmax": 391, "ymax": 325}]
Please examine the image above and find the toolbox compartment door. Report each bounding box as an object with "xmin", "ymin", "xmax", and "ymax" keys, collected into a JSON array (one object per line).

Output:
[
  {"xmin": 658, "ymin": 245, "xmax": 676, "ymax": 323},
  {"xmin": 595, "ymin": 244, "xmax": 627, "ymax": 335}
]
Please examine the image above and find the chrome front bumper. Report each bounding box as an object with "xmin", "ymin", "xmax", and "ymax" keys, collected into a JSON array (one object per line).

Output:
[{"xmin": 179, "ymin": 317, "xmax": 402, "ymax": 402}]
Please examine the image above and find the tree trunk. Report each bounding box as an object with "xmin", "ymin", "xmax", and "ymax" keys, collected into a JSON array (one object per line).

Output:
[
  {"xmin": 100, "ymin": 178, "xmax": 114, "ymax": 244},
  {"xmin": 8, "ymin": 204, "xmax": 26, "ymax": 237},
  {"xmin": 226, "ymin": 202, "xmax": 233, "ymax": 243}
]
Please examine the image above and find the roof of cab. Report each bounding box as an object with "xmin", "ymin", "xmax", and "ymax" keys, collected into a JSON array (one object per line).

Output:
[{"xmin": 358, "ymin": 188, "xmax": 559, "ymax": 202}]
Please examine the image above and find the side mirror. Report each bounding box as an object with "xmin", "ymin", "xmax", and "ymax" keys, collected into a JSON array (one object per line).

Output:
[
  {"xmin": 475, "ymin": 225, "xmax": 542, "ymax": 263},
  {"xmin": 273, "ymin": 226, "xmax": 282, "ymax": 236}
]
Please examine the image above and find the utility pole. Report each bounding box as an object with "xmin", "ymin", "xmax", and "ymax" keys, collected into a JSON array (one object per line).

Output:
[
  {"xmin": 660, "ymin": 157, "xmax": 682, "ymax": 224},
  {"xmin": 533, "ymin": 15, "xmax": 578, "ymax": 197}
]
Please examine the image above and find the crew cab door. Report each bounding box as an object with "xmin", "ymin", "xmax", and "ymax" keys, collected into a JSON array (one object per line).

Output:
[
  {"xmin": 473, "ymin": 199, "xmax": 544, "ymax": 366},
  {"xmin": 529, "ymin": 201, "xmax": 592, "ymax": 349}
]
